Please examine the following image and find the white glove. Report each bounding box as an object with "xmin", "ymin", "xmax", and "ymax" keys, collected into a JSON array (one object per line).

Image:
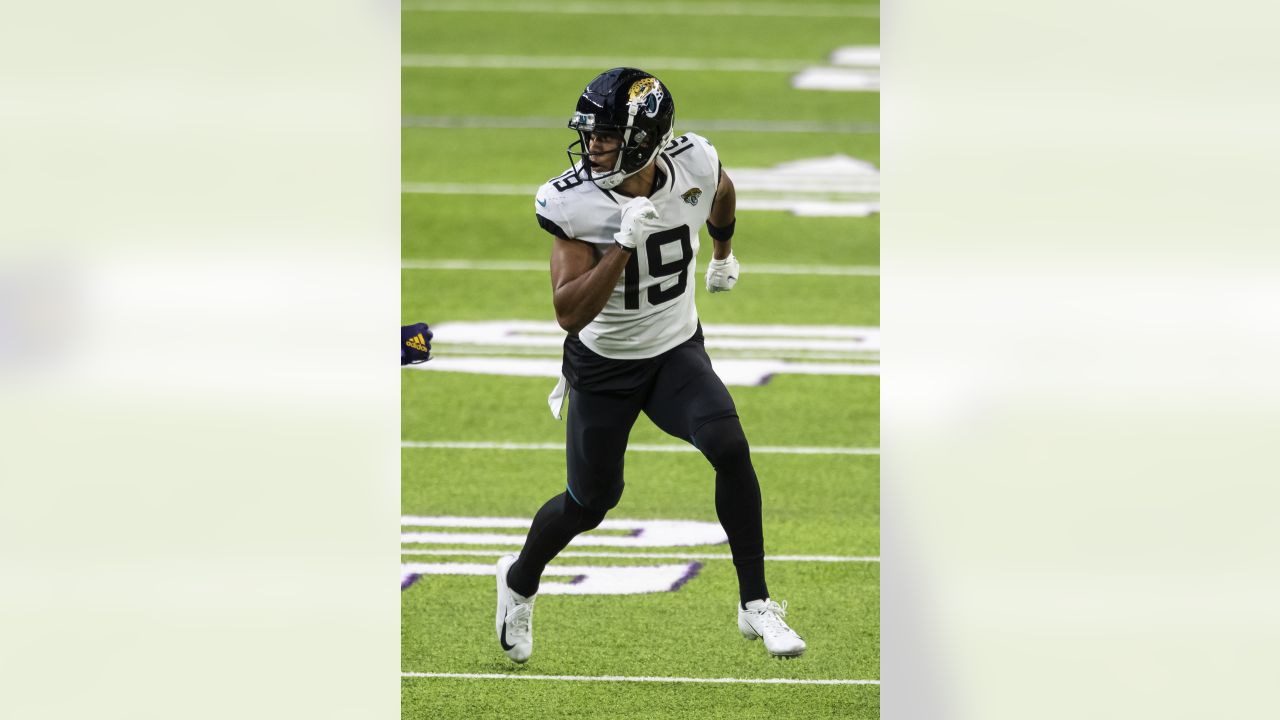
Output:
[
  {"xmin": 613, "ymin": 197, "xmax": 661, "ymax": 249},
  {"xmin": 705, "ymin": 253, "xmax": 739, "ymax": 293}
]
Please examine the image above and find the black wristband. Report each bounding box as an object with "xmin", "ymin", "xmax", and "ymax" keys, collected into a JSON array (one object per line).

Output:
[{"xmin": 706, "ymin": 218, "xmax": 735, "ymax": 242}]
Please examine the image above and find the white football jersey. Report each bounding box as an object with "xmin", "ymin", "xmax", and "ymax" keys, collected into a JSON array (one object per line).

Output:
[{"xmin": 535, "ymin": 132, "xmax": 721, "ymax": 360}]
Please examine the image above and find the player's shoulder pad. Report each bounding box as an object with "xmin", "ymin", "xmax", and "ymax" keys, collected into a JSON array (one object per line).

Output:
[
  {"xmin": 665, "ymin": 132, "xmax": 720, "ymax": 182},
  {"xmin": 535, "ymin": 174, "xmax": 577, "ymax": 240}
]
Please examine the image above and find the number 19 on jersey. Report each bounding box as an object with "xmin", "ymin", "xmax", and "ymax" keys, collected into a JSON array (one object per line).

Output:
[{"xmin": 622, "ymin": 226, "xmax": 694, "ymax": 310}]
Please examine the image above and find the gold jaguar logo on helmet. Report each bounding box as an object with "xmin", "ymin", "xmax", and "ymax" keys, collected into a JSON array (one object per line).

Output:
[
  {"xmin": 628, "ymin": 77, "xmax": 658, "ymax": 101},
  {"xmin": 628, "ymin": 77, "xmax": 666, "ymax": 118},
  {"xmin": 681, "ymin": 188, "xmax": 703, "ymax": 206}
]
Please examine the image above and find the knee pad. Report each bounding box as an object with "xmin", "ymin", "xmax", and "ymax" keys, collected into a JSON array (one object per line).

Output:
[
  {"xmin": 578, "ymin": 505, "xmax": 607, "ymax": 532},
  {"xmin": 693, "ymin": 416, "xmax": 751, "ymax": 470},
  {"xmin": 563, "ymin": 489, "xmax": 611, "ymax": 529}
]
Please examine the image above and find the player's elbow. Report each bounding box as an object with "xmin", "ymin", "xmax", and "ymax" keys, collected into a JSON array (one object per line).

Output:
[
  {"xmin": 553, "ymin": 300, "xmax": 586, "ymax": 334},
  {"xmin": 556, "ymin": 311, "xmax": 586, "ymax": 335}
]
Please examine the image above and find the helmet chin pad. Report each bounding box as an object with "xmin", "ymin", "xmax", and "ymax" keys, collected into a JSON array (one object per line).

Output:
[
  {"xmin": 592, "ymin": 171, "xmax": 628, "ymax": 190},
  {"xmin": 589, "ymin": 154, "xmax": 653, "ymax": 190}
]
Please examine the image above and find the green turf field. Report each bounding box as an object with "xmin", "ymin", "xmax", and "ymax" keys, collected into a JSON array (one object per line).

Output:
[{"xmin": 402, "ymin": 1, "xmax": 879, "ymax": 717}]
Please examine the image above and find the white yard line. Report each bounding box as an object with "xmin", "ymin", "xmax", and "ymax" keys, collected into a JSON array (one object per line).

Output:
[
  {"xmin": 401, "ymin": 1, "xmax": 880, "ymax": 19},
  {"xmin": 402, "ymin": 671, "xmax": 880, "ymax": 686},
  {"xmin": 402, "ymin": 441, "xmax": 879, "ymax": 456},
  {"xmin": 401, "ymin": 181, "xmax": 883, "ymax": 217},
  {"xmin": 402, "ymin": 182, "xmax": 535, "ymax": 195},
  {"xmin": 831, "ymin": 46, "xmax": 881, "ymax": 67},
  {"xmin": 402, "ymin": 258, "xmax": 879, "ymax": 277},
  {"xmin": 402, "ymin": 115, "xmax": 879, "ymax": 134},
  {"xmin": 403, "ymin": 259, "xmax": 544, "ymax": 271},
  {"xmin": 402, "ymin": 54, "xmax": 816, "ymax": 72},
  {"xmin": 401, "ymin": 548, "xmax": 880, "ymax": 563},
  {"xmin": 726, "ymin": 264, "xmax": 879, "ymax": 277},
  {"xmin": 792, "ymin": 67, "xmax": 880, "ymax": 92}
]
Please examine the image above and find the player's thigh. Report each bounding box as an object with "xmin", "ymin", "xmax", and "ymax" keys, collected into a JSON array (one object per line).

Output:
[
  {"xmin": 566, "ymin": 387, "xmax": 643, "ymax": 511},
  {"xmin": 643, "ymin": 344, "xmax": 738, "ymax": 442}
]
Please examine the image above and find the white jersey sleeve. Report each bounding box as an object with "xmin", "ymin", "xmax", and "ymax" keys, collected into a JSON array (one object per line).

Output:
[
  {"xmin": 534, "ymin": 172, "xmax": 577, "ymax": 240},
  {"xmin": 683, "ymin": 132, "xmax": 720, "ymax": 182},
  {"xmin": 535, "ymin": 138, "xmax": 722, "ymax": 360}
]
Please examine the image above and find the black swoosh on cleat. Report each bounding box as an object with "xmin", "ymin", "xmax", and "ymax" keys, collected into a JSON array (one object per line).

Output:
[{"xmin": 500, "ymin": 623, "xmax": 515, "ymax": 651}]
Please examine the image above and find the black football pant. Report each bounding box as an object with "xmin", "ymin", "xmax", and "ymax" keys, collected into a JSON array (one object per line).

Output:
[{"xmin": 506, "ymin": 340, "xmax": 769, "ymax": 606}]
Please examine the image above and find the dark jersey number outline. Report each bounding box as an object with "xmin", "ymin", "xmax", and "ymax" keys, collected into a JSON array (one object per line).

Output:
[
  {"xmin": 623, "ymin": 226, "xmax": 693, "ymax": 310},
  {"xmin": 551, "ymin": 169, "xmax": 586, "ymax": 193},
  {"xmin": 664, "ymin": 135, "xmax": 694, "ymax": 158}
]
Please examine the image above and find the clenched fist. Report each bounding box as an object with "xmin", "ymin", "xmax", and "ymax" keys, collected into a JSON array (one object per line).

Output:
[
  {"xmin": 613, "ymin": 196, "xmax": 662, "ymax": 250},
  {"xmin": 705, "ymin": 253, "xmax": 739, "ymax": 293}
]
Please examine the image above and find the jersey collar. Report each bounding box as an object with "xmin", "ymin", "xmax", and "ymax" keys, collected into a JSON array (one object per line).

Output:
[
  {"xmin": 656, "ymin": 155, "xmax": 674, "ymax": 194},
  {"xmin": 605, "ymin": 163, "xmax": 670, "ymax": 203}
]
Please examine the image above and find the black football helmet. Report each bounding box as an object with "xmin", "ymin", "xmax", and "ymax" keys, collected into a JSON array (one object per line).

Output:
[{"xmin": 567, "ymin": 68, "xmax": 676, "ymax": 189}]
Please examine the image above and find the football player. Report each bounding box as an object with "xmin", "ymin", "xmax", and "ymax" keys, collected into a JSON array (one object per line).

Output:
[{"xmin": 495, "ymin": 68, "xmax": 806, "ymax": 662}]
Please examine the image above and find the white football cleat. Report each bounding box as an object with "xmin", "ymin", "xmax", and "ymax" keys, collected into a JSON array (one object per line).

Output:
[
  {"xmin": 739, "ymin": 598, "xmax": 806, "ymax": 658},
  {"xmin": 495, "ymin": 554, "xmax": 534, "ymax": 663}
]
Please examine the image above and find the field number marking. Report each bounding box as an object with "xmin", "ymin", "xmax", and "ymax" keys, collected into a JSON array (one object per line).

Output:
[
  {"xmin": 404, "ymin": 155, "xmax": 879, "ymax": 217},
  {"xmin": 402, "ymin": 548, "xmax": 880, "ymax": 563},
  {"xmin": 401, "ymin": 515, "xmax": 728, "ymax": 548},
  {"xmin": 401, "ymin": 561, "xmax": 701, "ymax": 595},
  {"xmin": 401, "ymin": 516, "xmax": 720, "ymax": 595},
  {"xmin": 403, "ymin": 320, "xmax": 880, "ymax": 384}
]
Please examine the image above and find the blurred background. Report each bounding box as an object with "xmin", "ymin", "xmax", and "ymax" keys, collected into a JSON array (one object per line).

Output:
[
  {"xmin": 0, "ymin": 1, "xmax": 400, "ymax": 717},
  {"xmin": 3, "ymin": 0, "xmax": 1279, "ymax": 718}
]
